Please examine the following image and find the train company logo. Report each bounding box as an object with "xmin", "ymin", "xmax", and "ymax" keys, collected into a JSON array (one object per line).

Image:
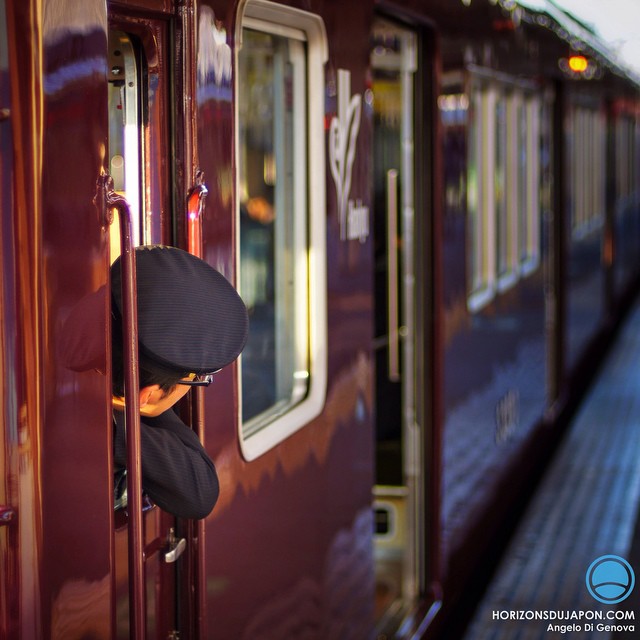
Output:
[
  {"xmin": 586, "ymin": 555, "xmax": 635, "ymax": 604},
  {"xmin": 329, "ymin": 69, "xmax": 369, "ymax": 243}
]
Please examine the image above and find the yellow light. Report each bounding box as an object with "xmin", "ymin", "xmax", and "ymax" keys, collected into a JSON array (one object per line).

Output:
[{"xmin": 568, "ymin": 55, "xmax": 588, "ymax": 73}]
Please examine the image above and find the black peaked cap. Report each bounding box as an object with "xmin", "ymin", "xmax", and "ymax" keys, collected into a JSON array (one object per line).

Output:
[{"xmin": 111, "ymin": 245, "xmax": 249, "ymax": 374}]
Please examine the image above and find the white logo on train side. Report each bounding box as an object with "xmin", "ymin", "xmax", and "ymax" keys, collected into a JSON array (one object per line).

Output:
[
  {"xmin": 329, "ymin": 69, "xmax": 370, "ymax": 243},
  {"xmin": 198, "ymin": 6, "xmax": 232, "ymax": 86}
]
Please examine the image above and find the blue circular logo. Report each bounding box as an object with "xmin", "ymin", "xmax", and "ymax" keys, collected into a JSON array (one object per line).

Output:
[{"xmin": 586, "ymin": 555, "xmax": 635, "ymax": 604}]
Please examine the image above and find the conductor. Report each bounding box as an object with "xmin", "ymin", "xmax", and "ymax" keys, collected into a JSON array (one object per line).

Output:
[{"xmin": 110, "ymin": 245, "xmax": 248, "ymax": 519}]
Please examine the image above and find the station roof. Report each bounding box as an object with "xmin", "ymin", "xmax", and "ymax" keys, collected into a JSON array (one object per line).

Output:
[
  {"xmin": 432, "ymin": 0, "xmax": 639, "ymax": 89},
  {"xmin": 515, "ymin": 0, "xmax": 639, "ymax": 84}
]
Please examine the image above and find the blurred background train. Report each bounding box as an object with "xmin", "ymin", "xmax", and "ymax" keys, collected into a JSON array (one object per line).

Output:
[{"xmin": 1, "ymin": 0, "xmax": 639, "ymax": 638}]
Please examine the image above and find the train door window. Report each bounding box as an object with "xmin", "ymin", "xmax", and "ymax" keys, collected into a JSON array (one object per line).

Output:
[
  {"xmin": 616, "ymin": 115, "xmax": 635, "ymax": 202},
  {"xmin": 236, "ymin": 1, "xmax": 327, "ymax": 461},
  {"xmin": 106, "ymin": 18, "xmax": 175, "ymax": 639},
  {"xmin": 573, "ymin": 108, "xmax": 584, "ymax": 235},
  {"xmin": 520, "ymin": 96, "xmax": 541, "ymax": 274},
  {"xmin": 108, "ymin": 31, "xmax": 143, "ymax": 256},
  {"xmin": 571, "ymin": 106, "xmax": 605, "ymax": 238},
  {"xmin": 593, "ymin": 109, "xmax": 606, "ymax": 225},
  {"xmin": 613, "ymin": 111, "xmax": 638, "ymax": 288},
  {"xmin": 107, "ymin": 25, "xmax": 169, "ymax": 255},
  {"xmin": 571, "ymin": 107, "xmax": 587, "ymax": 235}
]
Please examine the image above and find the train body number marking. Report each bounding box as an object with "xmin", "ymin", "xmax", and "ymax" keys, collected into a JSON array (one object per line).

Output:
[
  {"xmin": 329, "ymin": 69, "xmax": 370, "ymax": 243},
  {"xmin": 347, "ymin": 199, "xmax": 369, "ymax": 243}
]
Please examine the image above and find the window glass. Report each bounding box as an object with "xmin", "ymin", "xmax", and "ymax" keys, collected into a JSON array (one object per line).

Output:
[
  {"xmin": 237, "ymin": 3, "xmax": 327, "ymax": 458},
  {"xmin": 571, "ymin": 106, "xmax": 605, "ymax": 239},
  {"xmin": 238, "ymin": 27, "xmax": 308, "ymax": 431},
  {"xmin": 623, "ymin": 116, "xmax": 636, "ymax": 200},
  {"xmin": 593, "ymin": 111, "xmax": 605, "ymax": 227}
]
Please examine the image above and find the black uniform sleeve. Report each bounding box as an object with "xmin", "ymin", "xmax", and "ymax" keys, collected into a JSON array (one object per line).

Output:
[{"xmin": 113, "ymin": 409, "xmax": 219, "ymax": 519}]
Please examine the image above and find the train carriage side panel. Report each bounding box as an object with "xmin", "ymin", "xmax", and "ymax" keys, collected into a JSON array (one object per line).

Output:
[
  {"xmin": 195, "ymin": 0, "xmax": 376, "ymax": 637},
  {"xmin": 2, "ymin": 0, "xmax": 640, "ymax": 638},
  {"xmin": 3, "ymin": 0, "xmax": 114, "ymax": 637},
  {"xmin": 40, "ymin": 2, "xmax": 113, "ymax": 637},
  {"xmin": 438, "ymin": 17, "xmax": 550, "ymax": 570},
  {"xmin": 432, "ymin": 2, "xmax": 640, "ymax": 631}
]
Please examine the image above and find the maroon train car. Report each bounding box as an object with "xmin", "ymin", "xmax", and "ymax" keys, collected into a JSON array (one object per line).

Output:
[{"xmin": 1, "ymin": 0, "xmax": 639, "ymax": 638}]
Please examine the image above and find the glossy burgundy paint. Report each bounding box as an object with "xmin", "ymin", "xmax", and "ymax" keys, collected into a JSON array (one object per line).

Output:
[
  {"xmin": 40, "ymin": 18, "xmax": 113, "ymax": 640},
  {"xmin": 3, "ymin": 0, "xmax": 113, "ymax": 637},
  {"xmin": 3, "ymin": 0, "xmax": 640, "ymax": 638},
  {"xmin": 193, "ymin": 1, "xmax": 377, "ymax": 636}
]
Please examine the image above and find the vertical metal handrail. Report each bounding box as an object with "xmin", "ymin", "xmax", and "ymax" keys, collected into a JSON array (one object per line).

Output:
[
  {"xmin": 186, "ymin": 170, "xmax": 208, "ymax": 638},
  {"xmin": 97, "ymin": 174, "xmax": 146, "ymax": 640}
]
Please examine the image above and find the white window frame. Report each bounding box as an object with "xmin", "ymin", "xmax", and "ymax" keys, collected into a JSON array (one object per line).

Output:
[
  {"xmin": 235, "ymin": 0, "xmax": 328, "ymax": 461},
  {"xmin": 468, "ymin": 84, "xmax": 497, "ymax": 312}
]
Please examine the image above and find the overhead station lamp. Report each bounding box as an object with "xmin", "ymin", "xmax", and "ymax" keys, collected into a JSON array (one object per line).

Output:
[
  {"xmin": 568, "ymin": 55, "xmax": 588, "ymax": 73},
  {"xmin": 559, "ymin": 53, "xmax": 599, "ymax": 79}
]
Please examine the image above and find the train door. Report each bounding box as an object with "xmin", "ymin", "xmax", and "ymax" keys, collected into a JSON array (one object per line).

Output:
[
  {"xmin": 106, "ymin": 10, "xmax": 179, "ymax": 638},
  {"xmin": 371, "ymin": 17, "xmax": 425, "ymax": 627}
]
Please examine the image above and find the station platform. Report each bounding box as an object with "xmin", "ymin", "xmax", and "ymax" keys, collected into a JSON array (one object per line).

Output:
[{"xmin": 462, "ymin": 298, "xmax": 640, "ymax": 640}]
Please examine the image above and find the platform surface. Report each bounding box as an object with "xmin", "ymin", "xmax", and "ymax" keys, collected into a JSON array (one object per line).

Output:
[{"xmin": 463, "ymin": 300, "xmax": 640, "ymax": 640}]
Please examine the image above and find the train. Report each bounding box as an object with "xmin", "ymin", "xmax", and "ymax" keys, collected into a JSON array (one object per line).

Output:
[{"xmin": 1, "ymin": 0, "xmax": 639, "ymax": 638}]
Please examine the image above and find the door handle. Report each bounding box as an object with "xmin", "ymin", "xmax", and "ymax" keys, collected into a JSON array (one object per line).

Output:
[
  {"xmin": 387, "ymin": 169, "xmax": 400, "ymax": 382},
  {"xmin": 165, "ymin": 528, "xmax": 187, "ymax": 563}
]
